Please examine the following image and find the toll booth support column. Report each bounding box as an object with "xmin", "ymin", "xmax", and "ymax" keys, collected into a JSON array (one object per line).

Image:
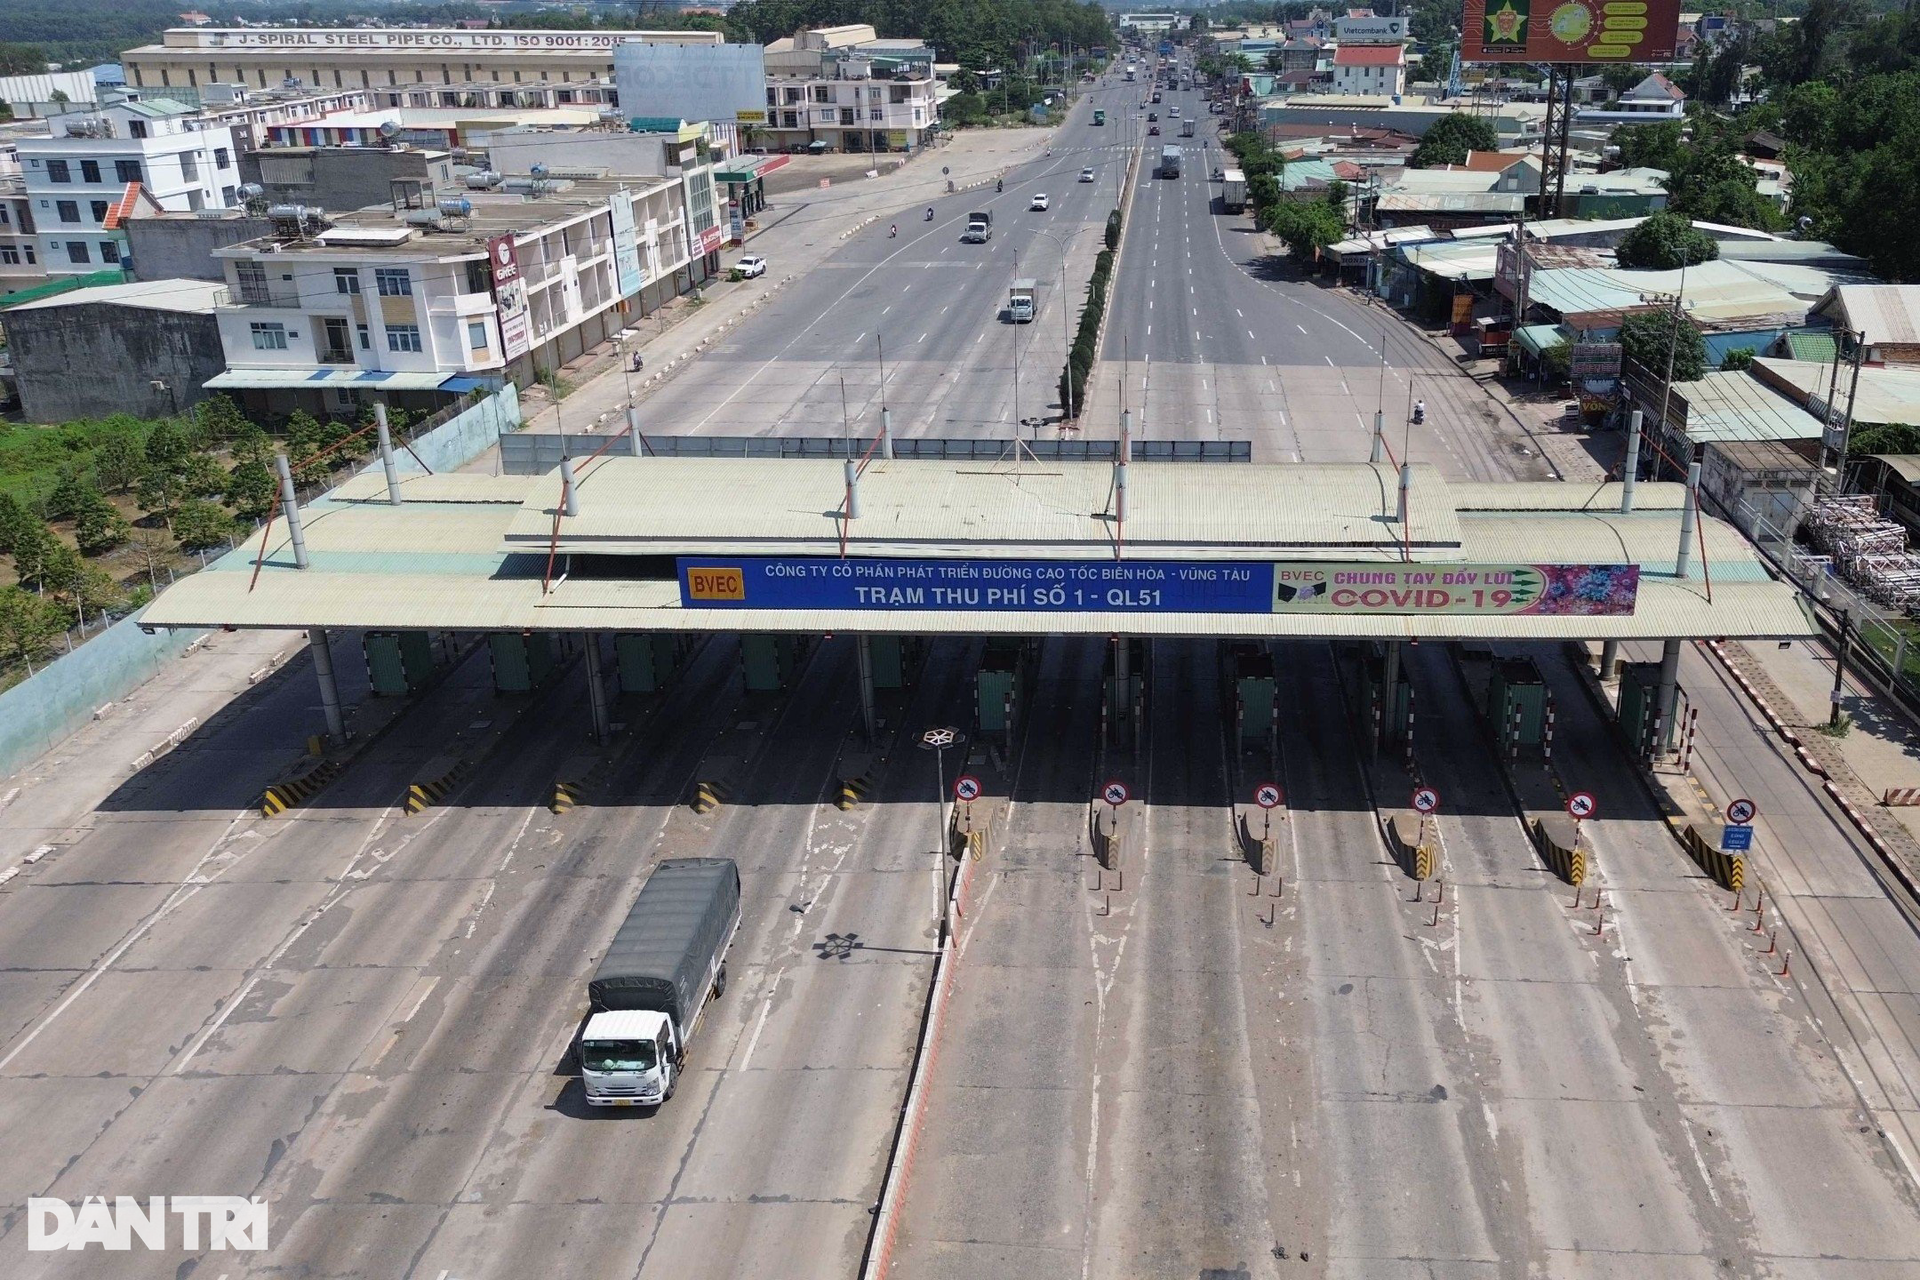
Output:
[
  {"xmin": 583, "ymin": 633, "xmax": 611, "ymax": 745},
  {"xmin": 309, "ymin": 627, "xmax": 346, "ymax": 743},
  {"xmin": 1599, "ymin": 640, "xmax": 1619, "ymax": 680},
  {"xmin": 855, "ymin": 635, "xmax": 878, "ymax": 743},
  {"xmin": 1653, "ymin": 636, "xmax": 1682, "ymax": 757},
  {"xmin": 1381, "ymin": 640, "xmax": 1402, "ymax": 746}
]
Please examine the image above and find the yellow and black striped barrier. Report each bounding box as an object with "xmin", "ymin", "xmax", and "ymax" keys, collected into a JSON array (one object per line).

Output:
[
  {"xmin": 1682, "ymin": 825, "xmax": 1745, "ymax": 892},
  {"xmin": 1530, "ymin": 817, "xmax": 1589, "ymax": 886},
  {"xmin": 260, "ymin": 760, "xmax": 343, "ymax": 817},
  {"xmin": 406, "ymin": 760, "xmax": 471, "ymax": 815},
  {"xmin": 552, "ymin": 780, "xmax": 582, "ymax": 815},
  {"xmin": 837, "ymin": 774, "xmax": 872, "ymax": 811},
  {"xmin": 691, "ymin": 779, "xmax": 728, "ymax": 815},
  {"xmin": 1414, "ymin": 845, "xmax": 1435, "ymax": 882}
]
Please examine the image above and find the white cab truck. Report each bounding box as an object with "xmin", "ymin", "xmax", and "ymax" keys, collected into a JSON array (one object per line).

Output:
[
  {"xmin": 1221, "ymin": 168, "xmax": 1247, "ymax": 213},
  {"xmin": 1008, "ymin": 278, "xmax": 1038, "ymax": 323},
  {"xmin": 963, "ymin": 210, "xmax": 993, "ymax": 243},
  {"xmin": 579, "ymin": 857, "xmax": 741, "ymax": 1108}
]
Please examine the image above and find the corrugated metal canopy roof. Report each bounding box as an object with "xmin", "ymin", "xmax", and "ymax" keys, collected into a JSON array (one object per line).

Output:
[
  {"xmin": 1671, "ymin": 369, "xmax": 1827, "ymax": 443},
  {"xmin": 138, "ymin": 462, "xmax": 1811, "ymax": 641},
  {"xmin": 505, "ymin": 459, "xmax": 1468, "ymax": 560}
]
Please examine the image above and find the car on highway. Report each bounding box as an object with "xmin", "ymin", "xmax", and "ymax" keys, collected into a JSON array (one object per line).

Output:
[
  {"xmin": 1148, "ymin": 125, "xmax": 1161, "ymax": 136},
  {"xmin": 735, "ymin": 255, "xmax": 767, "ymax": 279},
  {"xmin": 1029, "ymin": 193, "xmax": 1050, "ymax": 211},
  {"xmin": 1079, "ymin": 167, "xmax": 1096, "ymax": 182},
  {"xmin": 1147, "ymin": 112, "xmax": 1158, "ymax": 121},
  {"xmin": 1170, "ymin": 106, "xmax": 1180, "ymax": 117}
]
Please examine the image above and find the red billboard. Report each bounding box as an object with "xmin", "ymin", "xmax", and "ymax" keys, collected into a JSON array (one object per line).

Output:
[{"xmin": 1461, "ymin": 0, "xmax": 1682, "ymax": 63}]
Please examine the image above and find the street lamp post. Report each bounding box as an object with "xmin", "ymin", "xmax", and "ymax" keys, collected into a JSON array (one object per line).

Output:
[
  {"xmin": 918, "ymin": 726, "xmax": 965, "ymax": 945},
  {"xmin": 1030, "ymin": 224, "xmax": 1101, "ymax": 425}
]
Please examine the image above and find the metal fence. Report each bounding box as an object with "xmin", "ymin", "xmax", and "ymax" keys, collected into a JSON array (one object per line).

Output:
[{"xmin": 499, "ymin": 432, "xmax": 1253, "ymax": 474}]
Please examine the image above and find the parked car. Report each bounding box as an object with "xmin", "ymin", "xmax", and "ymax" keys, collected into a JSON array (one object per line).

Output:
[
  {"xmin": 1079, "ymin": 167, "xmax": 1096, "ymax": 182},
  {"xmin": 1030, "ymin": 193, "xmax": 1050, "ymax": 211},
  {"xmin": 735, "ymin": 255, "xmax": 768, "ymax": 278}
]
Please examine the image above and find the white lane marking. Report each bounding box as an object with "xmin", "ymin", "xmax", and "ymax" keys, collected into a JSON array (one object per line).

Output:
[
  {"xmin": 1325, "ymin": 356, "xmax": 1335, "ymax": 366},
  {"xmin": 739, "ymin": 976, "xmax": 779, "ymax": 1072},
  {"xmin": 1147, "ymin": 325, "xmax": 1152, "ymax": 336},
  {"xmin": 881, "ymin": 305, "xmax": 891, "ymax": 315},
  {"xmin": 918, "ymin": 333, "xmax": 928, "ymax": 344},
  {"xmin": 1248, "ymin": 330, "xmax": 1256, "ymax": 341},
  {"xmin": 1297, "ymin": 324, "xmax": 1308, "ymax": 333}
]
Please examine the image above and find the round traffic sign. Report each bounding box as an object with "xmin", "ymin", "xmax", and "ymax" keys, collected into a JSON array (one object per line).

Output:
[
  {"xmin": 1411, "ymin": 787, "xmax": 1440, "ymax": 815},
  {"xmin": 1725, "ymin": 797, "xmax": 1758, "ymax": 825},
  {"xmin": 1254, "ymin": 782, "xmax": 1283, "ymax": 810},
  {"xmin": 1101, "ymin": 779, "xmax": 1131, "ymax": 807},
  {"xmin": 1567, "ymin": 791, "xmax": 1598, "ymax": 821},
  {"xmin": 942, "ymin": 165, "xmax": 950, "ymax": 175},
  {"xmin": 954, "ymin": 775, "xmax": 982, "ymax": 803}
]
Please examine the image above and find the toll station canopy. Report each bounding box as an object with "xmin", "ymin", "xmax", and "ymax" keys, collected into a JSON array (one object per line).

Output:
[{"xmin": 140, "ymin": 458, "xmax": 1813, "ymax": 641}]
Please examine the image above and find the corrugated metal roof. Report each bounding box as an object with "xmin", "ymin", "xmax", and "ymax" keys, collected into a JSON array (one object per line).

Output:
[
  {"xmin": 328, "ymin": 471, "xmax": 536, "ymax": 506},
  {"xmin": 508, "ymin": 459, "xmax": 1468, "ymax": 560},
  {"xmin": 1821, "ymin": 285, "xmax": 1920, "ymax": 346},
  {"xmin": 1448, "ymin": 481, "xmax": 1685, "ymax": 511},
  {"xmin": 1522, "ymin": 260, "xmax": 1810, "ymax": 331},
  {"xmin": 1754, "ymin": 357, "xmax": 1920, "ymax": 428},
  {"xmin": 1402, "ymin": 240, "xmax": 1501, "ymax": 281},
  {"xmin": 1784, "ymin": 330, "xmax": 1838, "ymax": 363},
  {"xmin": 1670, "ymin": 369, "xmax": 1826, "ymax": 443}
]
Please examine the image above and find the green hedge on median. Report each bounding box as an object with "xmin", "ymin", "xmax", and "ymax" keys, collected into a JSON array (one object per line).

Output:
[{"xmin": 1060, "ymin": 211, "xmax": 1121, "ymax": 420}]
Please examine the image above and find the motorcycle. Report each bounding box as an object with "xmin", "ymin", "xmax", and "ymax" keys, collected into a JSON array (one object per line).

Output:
[
  {"xmin": 925, "ymin": 207, "xmax": 934, "ymax": 221},
  {"xmin": 1411, "ymin": 401, "xmax": 1426, "ymax": 425}
]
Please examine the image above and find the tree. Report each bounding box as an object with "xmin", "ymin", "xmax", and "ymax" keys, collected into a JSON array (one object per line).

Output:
[
  {"xmin": 1721, "ymin": 346, "xmax": 1757, "ymax": 371},
  {"xmin": 1613, "ymin": 120, "xmax": 1684, "ymax": 172},
  {"xmin": 44, "ymin": 467, "xmax": 98, "ymax": 523},
  {"xmin": 192, "ymin": 393, "xmax": 251, "ymax": 445},
  {"xmin": 181, "ymin": 451, "xmax": 230, "ymax": 500},
  {"xmin": 226, "ymin": 458, "xmax": 276, "ymax": 522},
  {"xmin": 136, "ymin": 419, "xmax": 195, "ymax": 529},
  {"xmin": 1410, "ymin": 113, "xmax": 1500, "ymax": 168},
  {"xmin": 1264, "ymin": 197, "xmax": 1346, "ymax": 261},
  {"xmin": 0, "ymin": 493, "xmax": 36, "ymax": 555},
  {"xmin": 0, "ymin": 586, "xmax": 68, "ymax": 668},
  {"xmin": 0, "ymin": 44, "xmax": 49, "ymax": 76},
  {"xmin": 173, "ymin": 500, "xmax": 236, "ymax": 553},
  {"xmin": 94, "ymin": 432, "xmax": 144, "ymax": 494},
  {"xmin": 1615, "ymin": 211, "xmax": 1721, "ymax": 269},
  {"xmin": 8, "ymin": 520, "xmax": 62, "ymax": 589},
  {"xmin": 73, "ymin": 493, "xmax": 130, "ymax": 555},
  {"xmin": 1621, "ymin": 307, "xmax": 1708, "ymax": 383},
  {"xmin": 1264, "ymin": 49, "xmax": 1285, "ymax": 75},
  {"xmin": 230, "ymin": 423, "xmax": 273, "ymax": 467}
]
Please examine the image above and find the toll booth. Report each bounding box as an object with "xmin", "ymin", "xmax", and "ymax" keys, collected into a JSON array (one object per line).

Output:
[
  {"xmin": 976, "ymin": 638, "xmax": 1030, "ymax": 743},
  {"xmin": 615, "ymin": 632, "xmax": 693, "ymax": 695},
  {"xmin": 868, "ymin": 636, "xmax": 925, "ymax": 690},
  {"xmin": 1488, "ymin": 657, "xmax": 1546, "ymax": 752},
  {"xmin": 1220, "ymin": 642, "xmax": 1276, "ymax": 755},
  {"xmin": 1105, "ymin": 638, "xmax": 1147, "ymax": 746},
  {"xmin": 488, "ymin": 631, "xmax": 560, "ymax": 693},
  {"xmin": 1616, "ymin": 661, "xmax": 1664, "ymax": 755},
  {"xmin": 740, "ymin": 633, "xmax": 813, "ymax": 693},
  {"xmin": 1356, "ymin": 645, "xmax": 1412, "ymax": 751},
  {"xmin": 363, "ymin": 631, "xmax": 440, "ymax": 696}
]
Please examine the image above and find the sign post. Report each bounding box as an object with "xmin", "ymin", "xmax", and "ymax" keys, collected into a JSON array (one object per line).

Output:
[
  {"xmin": 1566, "ymin": 790, "xmax": 1597, "ymax": 843},
  {"xmin": 919, "ymin": 727, "xmax": 965, "ymax": 945},
  {"xmin": 1411, "ymin": 785, "xmax": 1440, "ymax": 844},
  {"xmin": 1254, "ymin": 780, "xmax": 1282, "ymax": 838}
]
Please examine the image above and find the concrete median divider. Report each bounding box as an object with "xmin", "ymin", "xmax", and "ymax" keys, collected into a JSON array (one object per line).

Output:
[
  {"xmin": 260, "ymin": 758, "xmax": 344, "ymax": 817},
  {"xmin": 1682, "ymin": 824, "xmax": 1746, "ymax": 892},
  {"xmin": 690, "ymin": 777, "xmax": 729, "ymax": 815},
  {"xmin": 1383, "ymin": 812, "xmax": 1434, "ymax": 881},
  {"xmin": 1529, "ymin": 815, "xmax": 1588, "ymax": 886},
  {"xmin": 836, "ymin": 749, "xmax": 885, "ymax": 811},
  {"xmin": 406, "ymin": 755, "xmax": 472, "ymax": 816},
  {"xmin": 550, "ymin": 750, "xmax": 608, "ymax": 816}
]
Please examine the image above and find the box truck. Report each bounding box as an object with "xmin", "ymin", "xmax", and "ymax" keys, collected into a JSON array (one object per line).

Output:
[
  {"xmin": 1008, "ymin": 278, "xmax": 1038, "ymax": 323},
  {"xmin": 1222, "ymin": 168, "xmax": 1246, "ymax": 212},
  {"xmin": 579, "ymin": 857, "xmax": 741, "ymax": 1107},
  {"xmin": 963, "ymin": 210, "xmax": 993, "ymax": 243}
]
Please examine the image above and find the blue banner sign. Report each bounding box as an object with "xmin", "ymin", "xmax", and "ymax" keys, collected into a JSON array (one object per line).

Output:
[
  {"xmin": 677, "ymin": 557, "xmax": 1641, "ymax": 616},
  {"xmin": 680, "ymin": 557, "xmax": 1271, "ymax": 613}
]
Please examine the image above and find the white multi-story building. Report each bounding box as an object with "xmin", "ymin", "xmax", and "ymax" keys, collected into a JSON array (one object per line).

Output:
[
  {"xmin": 0, "ymin": 147, "xmax": 43, "ymax": 297},
  {"xmin": 18, "ymin": 99, "xmax": 239, "ymax": 276},
  {"xmin": 207, "ymin": 161, "xmax": 720, "ymax": 419},
  {"xmin": 1329, "ymin": 43, "xmax": 1406, "ymax": 97},
  {"xmin": 760, "ymin": 26, "xmax": 939, "ymax": 153}
]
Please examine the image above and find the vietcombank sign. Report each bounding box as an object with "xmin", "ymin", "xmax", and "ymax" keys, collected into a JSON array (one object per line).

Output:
[{"xmin": 678, "ymin": 558, "xmax": 1640, "ymax": 617}]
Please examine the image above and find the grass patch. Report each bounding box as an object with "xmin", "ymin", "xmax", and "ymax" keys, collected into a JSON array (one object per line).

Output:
[{"xmin": 0, "ymin": 416, "xmax": 152, "ymax": 507}]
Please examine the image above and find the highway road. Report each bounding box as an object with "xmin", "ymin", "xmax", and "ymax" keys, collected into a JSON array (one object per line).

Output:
[
  {"xmin": 632, "ymin": 78, "xmax": 1142, "ymax": 446},
  {"xmin": 1088, "ymin": 78, "xmax": 1573, "ymax": 481}
]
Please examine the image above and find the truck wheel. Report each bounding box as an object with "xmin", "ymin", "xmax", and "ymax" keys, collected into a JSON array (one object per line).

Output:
[
  {"xmin": 663, "ymin": 1071, "xmax": 677, "ymax": 1102},
  {"xmin": 713, "ymin": 964, "xmax": 728, "ymax": 1000}
]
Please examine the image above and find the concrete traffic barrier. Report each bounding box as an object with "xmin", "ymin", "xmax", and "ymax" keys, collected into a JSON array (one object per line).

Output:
[
  {"xmin": 260, "ymin": 758, "xmax": 344, "ymax": 818},
  {"xmin": 1681, "ymin": 824, "xmax": 1745, "ymax": 892},
  {"xmin": 1529, "ymin": 816, "xmax": 1589, "ymax": 886},
  {"xmin": 406, "ymin": 756, "xmax": 471, "ymax": 815},
  {"xmin": 691, "ymin": 778, "xmax": 728, "ymax": 815}
]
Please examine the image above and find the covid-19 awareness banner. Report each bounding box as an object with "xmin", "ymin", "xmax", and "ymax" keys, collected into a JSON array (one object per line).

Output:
[{"xmin": 678, "ymin": 558, "xmax": 1641, "ymax": 617}]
